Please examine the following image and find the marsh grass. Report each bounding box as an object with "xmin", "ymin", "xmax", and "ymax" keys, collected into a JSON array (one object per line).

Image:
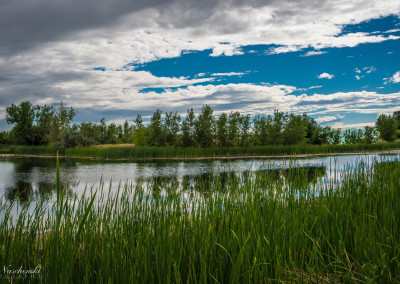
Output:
[
  {"xmin": 0, "ymin": 159, "xmax": 399, "ymax": 282},
  {"xmin": 1, "ymin": 142, "xmax": 400, "ymax": 160}
]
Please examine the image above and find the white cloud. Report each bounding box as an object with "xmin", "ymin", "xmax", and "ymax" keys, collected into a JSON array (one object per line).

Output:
[
  {"xmin": 354, "ymin": 66, "xmax": 376, "ymax": 80},
  {"xmin": 317, "ymin": 73, "xmax": 334, "ymax": 79},
  {"xmin": 211, "ymin": 72, "xmax": 249, "ymax": 77},
  {"xmin": 384, "ymin": 71, "xmax": 400, "ymax": 84},
  {"xmin": 1, "ymin": 1, "xmax": 400, "ymax": 128},
  {"xmin": 209, "ymin": 44, "xmax": 244, "ymax": 57},
  {"xmin": 383, "ymin": 28, "xmax": 400, "ymax": 34},
  {"xmin": 363, "ymin": 66, "xmax": 376, "ymax": 74},
  {"xmin": 316, "ymin": 114, "xmax": 345, "ymax": 124},
  {"xmin": 302, "ymin": 51, "xmax": 327, "ymax": 57},
  {"xmin": 331, "ymin": 122, "xmax": 375, "ymax": 129}
]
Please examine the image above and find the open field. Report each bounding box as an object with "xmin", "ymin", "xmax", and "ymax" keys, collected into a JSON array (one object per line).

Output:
[
  {"xmin": 1, "ymin": 142, "xmax": 400, "ymax": 160},
  {"xmin": 0, "ymin": 157, "xmax": 399, "ymax": 282}
]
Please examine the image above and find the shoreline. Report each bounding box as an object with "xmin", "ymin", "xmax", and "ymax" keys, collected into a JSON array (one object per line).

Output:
[{"xmin": 1, "ymin": 148, "xmax": 399, "ymax": 161}]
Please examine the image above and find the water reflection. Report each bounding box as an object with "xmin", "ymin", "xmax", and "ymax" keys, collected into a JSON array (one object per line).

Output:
[{"xmin": 0, "ymin": 153, "xmax": 399, "ymax": 204}]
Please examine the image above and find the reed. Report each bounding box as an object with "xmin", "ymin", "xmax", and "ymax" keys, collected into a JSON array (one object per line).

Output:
[
  {"xmin": 1, "ymin": 142, "xmax": 400, "ymax": 160},
  {"xmin": 0, "ymin": 158, "xmax": 399, "ymax": 282}
]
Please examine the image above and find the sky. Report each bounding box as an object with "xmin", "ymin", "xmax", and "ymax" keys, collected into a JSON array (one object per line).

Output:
[{"xmin": 0, "ymin": 0, "xmax": 399, "ymax": 130}]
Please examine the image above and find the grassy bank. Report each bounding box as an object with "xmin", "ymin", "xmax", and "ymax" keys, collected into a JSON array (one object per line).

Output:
[
  {"xmin": 1, "ymin": 142, "xmax": 400, "ymax": 160},
  {"xmin": 0, "ymin": 158, "xmax": 399, "ymax": 282}
]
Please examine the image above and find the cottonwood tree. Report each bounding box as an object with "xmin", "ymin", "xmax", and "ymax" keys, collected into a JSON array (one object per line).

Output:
[
  {"xmin": 181, "ymin": 109, "xmax": 196, "ymax": 147},
  {"xmin": 165, "ymin": 112, "xmax": 181, "ymax": 146},
  {"xmin": 216, "ymin": 113, "xmax": 228, "ymax": 147},
  {"xmin": 227, "ymin": 111, "xmax": 240, "ymax": 147},
  {"xmin": 134, "ymin": 114, "xmax": 147, "ymax": 146},
  {"xmin": 252, "ymin": 115, "xmax": 269, "ymax": 146},
  {"xmin": 239, "ymin": 114, "xmax": 251, "ymax": 147},
  {"xmin": 195, "ymin": 105, "xmax": 215, "ymax": 147},
  {"xmin": 376, "ymin": 114, "xmax": 398, "ymax": 142},
  {"xmin": 148, "ymin": 109, "xmax": 165, "ymax": 146},
  {"xmin": 282, "ymin": 113, "xmax": 307, "ymax": 145},
  {"xmin": 6, "ymin": 101, "xmax": 36, "ymax": 145}
]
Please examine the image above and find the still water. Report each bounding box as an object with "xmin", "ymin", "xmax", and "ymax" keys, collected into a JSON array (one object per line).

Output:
[{"xmin": 1, "ymin": 152, "xmax": 399, "ymax": 204}]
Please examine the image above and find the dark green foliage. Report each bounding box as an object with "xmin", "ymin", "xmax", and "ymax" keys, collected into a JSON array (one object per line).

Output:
[
  {"xmin": 148, "ymin": 109, "xmax": 165, "ymax": 146},
  {"xmin": 376, "ymin": 114, "xmax": 398, "ymax": 142},
  {"xmin": 239, "ymin": 114, "xmax": 251, "ymax": 146},
  {"xmin": 216, "ymin": 113, "xmax": 229, "ymax": 147},
  {"xmin": 0, "ymin": 131, "xmax": 13, "ymax": 145},
  {"xmin": 252, "ymin": 115, "xmax": 268, "ymax": 146},
  {"xmin": 282, "ymin": 113, "xmax": 307, "ymax": 145},
  {"xmin": 3, "ymin": 101, "xmax": 400, "ymax": 150},
  {"xmin": 164, "ymin": 112, "xmax": 181, "ymax": 146},
  {"xmin": 6, "ymin": 101, "xmax": 37, "ymax": 145},
  {"xmin": 35, "ymin": 105, "xmax": 55, "ymax": 145},
  {"xmin": 363, "ymin": 126, "xmax": 378, "ymax": 144},
  {"xmin": 270, "ymin": 110, "xmax": 285, "ymax": 145},
  {"xmin": 134, "ymin": 114, "xmax": 147, "ymax": 146},
  {"xmin": 48, "ymin": 102, "xmax": 76, "ymax": 144},
  {"xmin": 122, "ymin": 121, "xmax": 134, "ymax": 143},
  {"xmin": 343, "ymin": 129, "xmax": 363, "ymax": 144},
  {"xmin": 195, "ymin": 105, "xmax": 215, "ymax": 147},
  {"xmin": 181, "ymin": 109, "xmax": 196, "ymax": 147},
  {"xmin": 329, "ymin": 128, "xmax": 342, "ymax": 144},
  {"xmin": 227, "ymin": 111, "xmax": 241, "ymax": 146}
]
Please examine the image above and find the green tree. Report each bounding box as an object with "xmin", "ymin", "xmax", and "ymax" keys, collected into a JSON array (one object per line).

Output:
[
  {"xmin": 393, "ymin": 111, "xmax": 400, "ymax": 139},
  {"xmin": 0, "ymin": 131, "xmax": 12, "ymax": 145},
  {"xmin": 195, "ymin": 105, "xmax": 215, "ymax": 148},
  {"xmin": 6, "ymin": 101, "xmax": 36, "ymax": 145},
  {"xmin": 134, "ymin": 114, "xmax": 147, "ymax": 146},
  {"xmin": 227, "ymin": 111, "xmax": 240, "ymax": 146},
  {"xmin": 282, "ymin": 113, "xmax": 307, "ymax": 145},
  {"xmin": 122, "ymin": 121, "xmax": 134, "ymax": 143},
  {"xmin": 252, "ymin": 115, "xmax": 268, "ymax": 146},
  {"xmin": 216, "ymin": 113, "xmax": 228, "ymax": 147},
  {"xmin": 304, "ymin": 115, "xmax": 319, "ymax": 143},
  {"xmin": 343, "ymin": 129, "xmax": 363, "ymax": 144},
  {"xmin": 270, "ymin": 110, "xmax": 285, "ymax": 145},
  {"xmin": 165, "ymin": 112, "xmax": 181, "ymax": 146},
  {"xmin": 376, "ymin": 114, "xmax": 398, "ymax": 142},
  {"xmin": 148, "ymin": 109, "xmax": 165, "ymax": 146},
  {"xmin": 239, "ymin": 114, "xmax": 251, "ymax": 147},
  {"xmin": 35, "ymin": 105, "xmax": 55, "ymax": 145},
  {"xmin": 105, "ymin": 123, "xmax": 119, "ymax": 144},
  {"xmin": 49, "ymin": 102, "xmax": 76, "ymax": 144},
  {"xmin": 100, "ymin": 118, "xmax": 107, "ymax": 144},
  {"xmin": 363, "ymin": 126, "xmax": 378, "ymax": 144},
  {"xmin": 311, "ymin": 126, "xmax": 331, "ymax": 145},
  {"xmin": 181, "ymin": 109, "xmax": 196, "ymax": 147},
  {"xmin": 80, "ymin": 122, "xmax": 102, "ymax": 144},
  {"xmin": 328, "ymin": 128, "xmax": 342, "ymax": 145}
]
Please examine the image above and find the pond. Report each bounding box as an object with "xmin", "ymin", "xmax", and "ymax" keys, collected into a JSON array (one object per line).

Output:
[{"xmin": 1, "ymin": 152, "xmax": 399, "ymax": 204}]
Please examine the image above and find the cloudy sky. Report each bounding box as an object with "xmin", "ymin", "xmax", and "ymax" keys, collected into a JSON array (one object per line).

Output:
[{"xmin": 0, "ymin": 0, "xmax": 399, "ymax": 130}]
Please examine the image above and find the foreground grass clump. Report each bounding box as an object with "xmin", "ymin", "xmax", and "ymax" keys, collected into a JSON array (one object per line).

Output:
[
  {"xmin": 1, "ymin": 142, "xmax": 400, "ymax": 159},
  {"xmin": 0, "ymin": 160, "xmax": 400, "ymax": 282}
]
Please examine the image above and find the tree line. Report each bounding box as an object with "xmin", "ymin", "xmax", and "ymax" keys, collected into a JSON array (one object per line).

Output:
[{"xmin": 1, "ymin": 101, "xmax": 399, "ymax": 148}]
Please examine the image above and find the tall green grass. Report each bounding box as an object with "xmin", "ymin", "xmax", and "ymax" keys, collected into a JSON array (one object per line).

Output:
[
  {"xmin": 1, "ymin": 142, "xmax": 400, "ymax": 160},
  {"xmin": 0, "ymin": 158, "xmax": 399, "ymax": 282}
]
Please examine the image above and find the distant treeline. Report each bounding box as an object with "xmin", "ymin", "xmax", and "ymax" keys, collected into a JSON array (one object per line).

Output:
[{"xmin": 1, "ymin": 101, "xmax": 399, "ymax": 148}]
